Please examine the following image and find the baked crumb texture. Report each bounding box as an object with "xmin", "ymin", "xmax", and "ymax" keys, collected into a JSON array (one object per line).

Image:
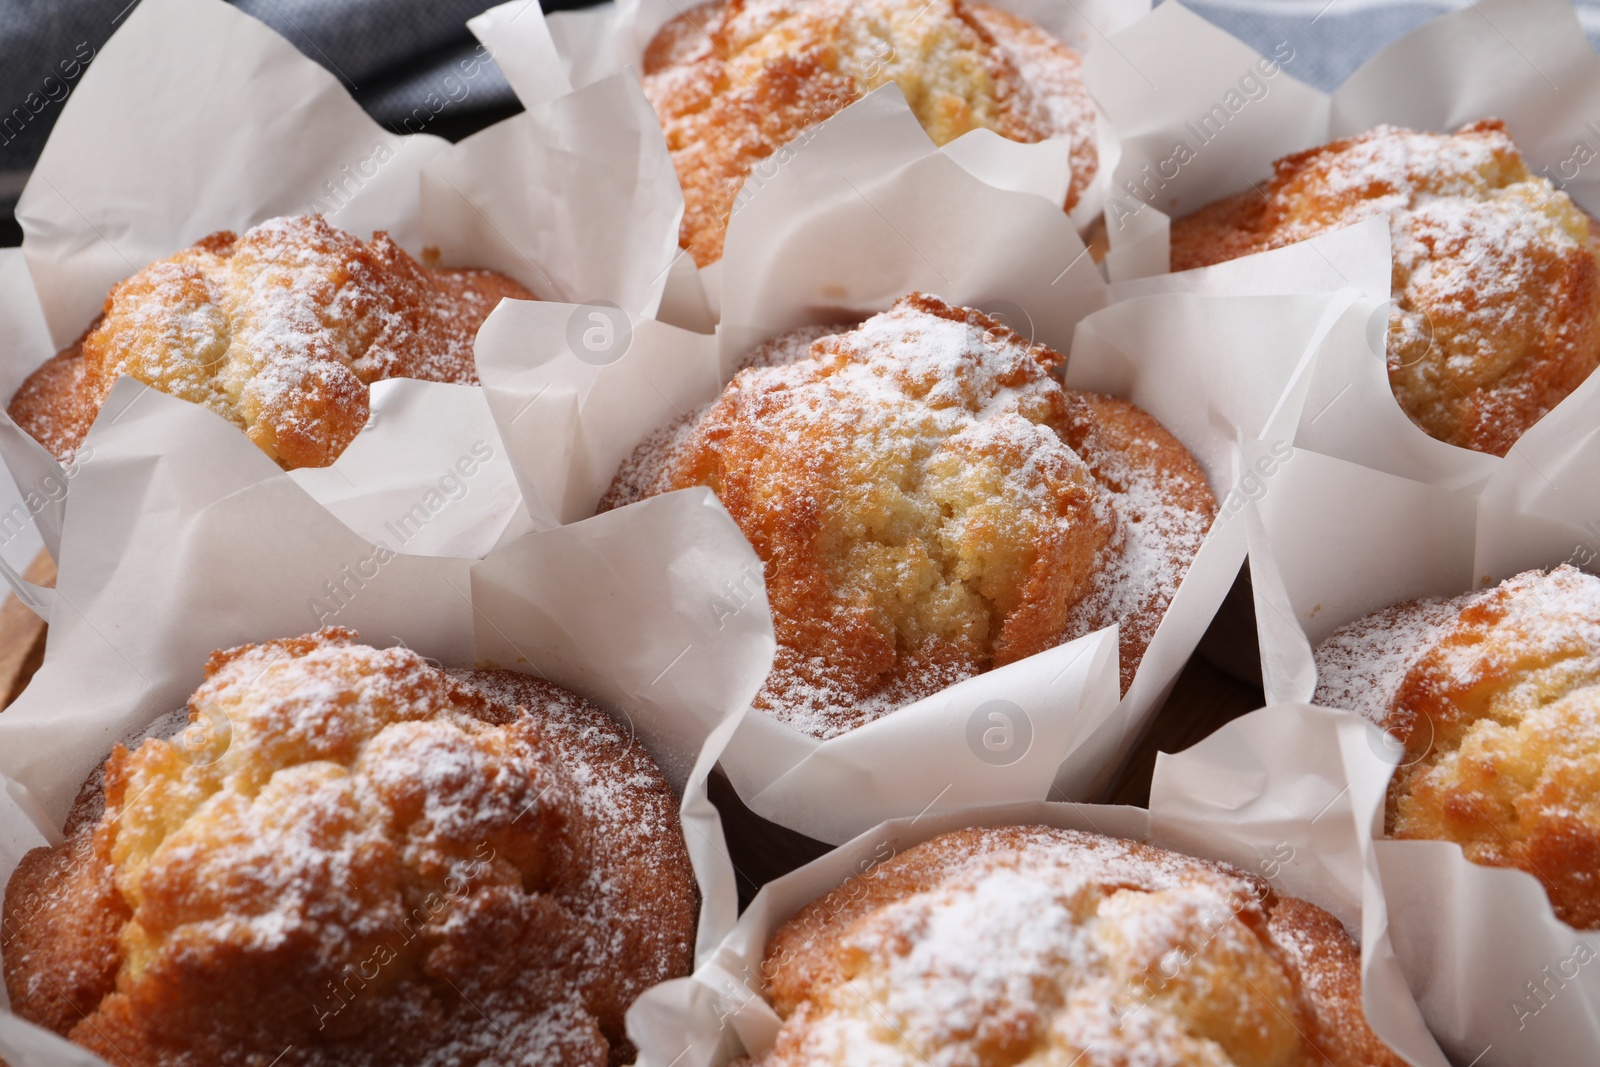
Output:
[
  {"xmin": 1173, "ymin": 120, "xmax": 1600, "ymax": 456},
  {"xmin": 1314, "ymin": 565, "xmax": 1600, "ymax": 928},
  {"xmin": 642, "ymin": 0, "xmax": 1099, "ymax": 265},
  {"xmin": 7, "ymin": 214, "xmax": 534, "ymax": 469},
  {"xmin": 1, "ymin": 628, "xmax": 696, "ymax": 1067},
  {"xmin": 604, "ymin": 294, "xmax": 1216, "ymax": 738},
  {"xmin": 746, "ymin": 825, "xmax": 1403, "ymax": 1067}
]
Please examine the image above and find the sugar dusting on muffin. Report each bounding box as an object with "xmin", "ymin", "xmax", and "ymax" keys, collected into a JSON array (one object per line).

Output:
[
  {"xmin": 1311, "ymin": 592, "xmax": 1468, "ymax": 725},
  {"xmin": 642, "ymin": 0, "xmax": 1099, "ymax": 265},
  {"xmin": 2, "ymin": 628, "xmax": 695, "ymax": 1066},
  {"xmin": 1059, "ymin": 392, "xmax": 1214, "ymax": 696},
  {"xmin": 7, "ymin": 215, "xmax": 533, "ymax": 469},
  {"xmin": 752, "ymin": 825, "xmax": 1402, "ymax": 1066},
  {"xmin": 605, "ymin": 294, "xmax": 1214, "ymax": 738},
  {"xmin": 1314, "ymin": 565, "xmax": 1600, "ymax": 928},
  {"xmin": 1173, "ymin": 120, "xmax": 1600, "ymax": 455}
]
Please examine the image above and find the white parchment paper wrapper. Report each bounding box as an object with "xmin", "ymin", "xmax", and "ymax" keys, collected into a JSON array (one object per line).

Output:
[
  {"xmin": 628, "ymin": 780, "xmax": 1444, "ymax": 1067},
  {"xmin": 0, "ymin": 0, "xmax": 685, "ymax": 577},
  {"xmin": 418, "ymin": 62, "xmax": 685, "ymax": 321},
  {"xmin": 1053, "ymin": 286, "xmax": 1371, "ymax": 803},
  {"xmin": 0, "ymin": 250, "xmax": 55, "ymax": 578},
  {"xmin": 470, "ymin": 0, "xmax": 1149, "ymax": 319},
  {"xmin": 1233, "ymin": 421, "xmax": 1600, "ymax": 1065},
  {"xmin": 1151, "ymin": 706, "xmax": 1450, "ymax": 1067},
  {"xmin": 0, "ymin": 377, "xmax": 775, "ymax": 1064},
  {"xmin": 474, "ymin": 91, "xmax": 1366, "ymax": 842},
  {"xmin": 1083, "ymin": 0, "xmax": 1600, "ymax": 492},
  {"xmin": 711, "ymin": 84, "xmax": 1104, "ymax": 365}
]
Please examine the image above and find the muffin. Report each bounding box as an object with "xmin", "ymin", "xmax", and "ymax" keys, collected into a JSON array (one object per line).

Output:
[
  {"xmin": 642, "ymin": 0, "xmax": 1100, "ymax": 266},
  {"xmin": 8, "ymin": 214, "xmax": 535, "ymax": 469},
  {"xmin": 1172, "ymin": 120, "xmax": 1600, "ymax": 456},
  {"xmin": 1, "ymin": 628, "xmax": 696, "ymax": 1066},
  {"xmin": 1314, "ymin": 565, "xmax": 1600, "ymax": 928},
  {"xmin": 749, "ymin": 825, "xmax": 1403, "ymax": 1066},
  {"xmin": 603, "ymin": 293, "xmax": 1216, "ymax": 737}
]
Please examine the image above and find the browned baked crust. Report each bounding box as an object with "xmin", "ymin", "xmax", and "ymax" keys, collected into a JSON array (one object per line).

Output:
[
  {"xmin": 1, "ymin": 628, "xmax": 695, "ymax": 1066},
  {"xmin": 1171, "ymin": 120, "xmax": 1600, "ymax": 456},
  {"xmin": 1313, "ymin": 565, "xmax": 1600, "ymax": 929},
  {"xmin": 641, "ymin": 0, "xmax": 1098, "ymax": 266},
  {"xmin": 6, "ymin": 215, "xmax": 534, "ymax": 469},
  {"xmin": 602, "ymin": 294, "xmax": 1215, "ymax": 737},
  {"xmin": 750, "ymin": 825, "xmax": 1403, "ymax": 1066}
]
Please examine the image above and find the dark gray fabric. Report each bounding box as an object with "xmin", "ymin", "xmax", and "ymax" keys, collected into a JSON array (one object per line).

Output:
[
  {"xmin": 230, "ymin": 0, "xmax": 502, "ymax": 86},
  {"xmin": 0, "ymin": 0, "xmax": 123, "ymax": 173},
  {"xmin": 231, "ymin": 0, "xmax": 523, "ymax": 125},
  {"xmin": 0, "ymin": 0, "xmax": 524, "ymax": 175},
  {"xmin": 354, "ymin": 37, "xmax": 513, "ymax": 129}
]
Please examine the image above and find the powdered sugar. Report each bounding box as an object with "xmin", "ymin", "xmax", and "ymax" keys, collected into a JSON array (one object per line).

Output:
[
  {"xmin": 1249, "ymin": 121, "xmax": 1598, "ymax": 450},
  {"xmin": 1312, "ymin": 592, "xmax": 1469, "ymax": 725},
  {"xmin": 1268, "ymin": 124, "xmax": 1586, "ymax": 338},
  {"xmin": 759, "ymin": 827, "xmax": 1321, "ymax": 1067},
  {"xmin": 47, "ymin": 629, "xmax": 692, "ymax": 1065},
  {"xmin": 755, "ymin": 305, "xmax": 1207, "ymax": 732},
  {"xmin": 966, "ymin": 2, "xmax": 1098, "ymax": 208},
  {"xmin": 454, "ymin": 668, "xmax": 696, "ymax": 1000},
  {"xmin": 605, "ymin": 295, "xmax": 1213, "ymax": 740},
  {"xmin": 1312, "ymin": 566, "xmax": 1600, "ymax": 731},
  {"xmin": 1409, "ymin": 565, "xmax": 1600, "ymax": 695},
  {"xmin": 1314, "ymin": 569, "xmax": 1600, "ymax": 927},
  {"xmin": 1062, "ymin": 433, "xmax": 1214, "ymax": 695},
  {"xmin": 18, "ymin": 214, "xmax": 524, "ymax": 469},
  {"xmin": 642, "ymin": 0, "xmax": 1095, "ymax": 263}
]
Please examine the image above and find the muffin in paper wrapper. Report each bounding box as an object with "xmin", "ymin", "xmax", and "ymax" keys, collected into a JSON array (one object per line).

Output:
[
  {"xmin": 1084, "ymin": 0, "xmax": 1600, "ymax": 490},
  {"xmin": 0, "ymin": 377, "xmax": 775, "ymax": 1064},
  {"xmin": 469, "ymin": 78, "xmax": 1375, "ymax": 842},
  {"xmin": 467, "ymin": 0, "xmax": 1149, "ymax": 319},
  {"xmin": 625, "ymin": 783, "xmax": 1451, "ymax": 1065},
  {"xmin": 0, "ymin": 0, "xmax": 689, "ymax": 589},
  {"xmin": 1228, "ymin": 388, "xmax": 1600, "ymax": 1065}
]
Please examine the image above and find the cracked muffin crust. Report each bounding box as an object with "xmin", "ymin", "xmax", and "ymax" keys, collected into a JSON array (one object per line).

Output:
[
  {"xmin": 604, "ymin": 294, "xmax": 1215, "ymax": 737},
  {"xmin": 642, "ymin": 0, "xmax": 1099, "ymax": 266},
  {"xmin": 1, "ymin": 628, "xmax": 695, "ymax": 1066},
  {"xmin": 1172, "ymin": 120, "xmax": 1600, "ymax": 456},
  {"xmin": 1314, "ymin": 565, "xmax": 1600, "ymax": 928},
  {"xmin": 748, "ymin": 825, "xmax": 1403, "ymax": 1066},
  {"xmin": 8, "ymin": 215, "xmax": 534, "ymax": 469}
]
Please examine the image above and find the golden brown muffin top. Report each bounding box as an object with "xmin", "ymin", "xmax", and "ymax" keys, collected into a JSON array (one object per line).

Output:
[
  {"xmin": 1, "ymin": 628, "xmax": 695, "ymax": 1066},
  {"xmin": 604, "ymin": 294, "xmax": 1214, "ymax": 737},
  {"xmin": 749, "ymin": 825, "xmax": 1402, "ymax": 1066},
  {"xmin": 1172, "ymin": 120, "xmax": 1600, "ymax": 456},
  {"xmin": 642, "ymin": 0, "xmax": 1098, "ymax": 266},
  {"xmin": 7, "ymin": 214, "xmax": 534, "ymax": 469},
  {"xmin": 1314, "ymin": 565, "xmax": 1600, "ymax": 928}
]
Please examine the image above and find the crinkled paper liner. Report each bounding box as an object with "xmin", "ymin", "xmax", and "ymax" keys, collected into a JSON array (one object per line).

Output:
[
  {"xmin": 1082, "ymin": 0, "xmax": 1600, "ymax": 495},
  {"xmin": 468, "ymin": 0, "xmax": 1150, "ymax": 320},
  {"xmin": 626, "ymin": 762, "xmax": 1448, "ymax": 1066},
  {"xmin": 0, "ymin": 0, "xmax": 691, "ymax": 606},
  {"xmin": 1233, "ymin": 401, "xmax": 1600, "ymax": 1065},
  {"xmin": 0, "ymin": 378, "xmax": 777, "ymax": 1065},
  {"xmin": 471, "ymin": 75, "xmax": 1371, "ymax": 843}
]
